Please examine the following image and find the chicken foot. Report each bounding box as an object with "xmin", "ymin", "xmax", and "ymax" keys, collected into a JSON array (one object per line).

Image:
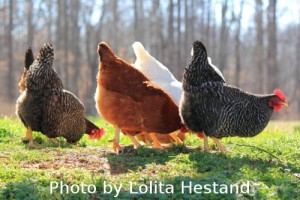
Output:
[
  {"xmin": 108, "ymin": 127, "xmax": 122, "ymax": 153},
  {"xmin": 169, "ymin": 130, "xmax": 184, "ymax": 145},
  {"xmin": 149, "ymin": 133, "xmax": 164, "ymax": 149},
  {"xmin": 127, "ymin": 135, "xmax": 142, "ymax": 148},
  {"xmin": 21, "ymin": 127, "xmax": 41, "ymax": 149},
  {"xmin": 211, "ymin": 137, "xmax": 227, "ymax": 152},
  {"xmin": 49, "ymin": 138, "xmax": 61, "ymax": 147},
  {"xmin": 202, "ymin": 133, "xmax": 227, "ymax": 152}
]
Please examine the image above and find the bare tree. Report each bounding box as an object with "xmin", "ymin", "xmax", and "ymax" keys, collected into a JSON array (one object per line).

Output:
[
  {"xmin": 267, "ymin": 0, "xmax": 278, "ymax": 91},
  {"xmin": 255, "ymin": 0, "xmax": 265, "ymax": 93},
  {"xmin": 63, "ymin": 0, "xmax": 69, "ymax": 89},
  {"xmin": 176, "ymin": 0, "xmax": 181, "ymax": 78},
  {"xmin": 218, "ymin": 0, "xmax": 229, "ymax": 71},
  {"xmin": 6, "ymin": 0, "xmax": 14, "ymax": 100},
  {"xmin": 296, "ymin": 10, "xmax": 300, "ymax": 115},
  {"xmin": 134, "ymin": 0, "xmax": 145, "ymax": 42},
  {"xmin": 69, "ymin": 0, "xmax": 81, "ymax": 96},
  {"xmin": 84, "ymin": 0, "xmax": 107, "ymax": 115},
  {"xmin": 26, "ymin": 0, "xmax": 33, "ymax": 47},
  {"xmin": 234, "ymin": 0, "xmax": 244, "ymax": 87},
  {"xmin": 55, "ymin": 0, "xmax": 64, "ymax": 77},
  {"xmin": 167, "ymin": 0, "xmax": 175, "ymax": 72}
]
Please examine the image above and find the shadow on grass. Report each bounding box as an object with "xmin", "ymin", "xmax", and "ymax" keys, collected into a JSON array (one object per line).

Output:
[{"xmin": 106, "ymin": 145, "xmax": 196, "ymax": 175}]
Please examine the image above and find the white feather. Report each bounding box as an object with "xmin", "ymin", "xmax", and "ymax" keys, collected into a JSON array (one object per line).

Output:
[
  {"xmin": 207, "ymin": 57, "xmax": 226, "ymax": 82},
  {"xmin": 132, "ymin": 42, "xmax": 183, "ymax": 105}
]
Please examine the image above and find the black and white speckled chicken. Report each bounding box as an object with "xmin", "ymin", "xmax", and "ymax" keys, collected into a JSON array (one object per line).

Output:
[
  {"xmin": 16, "ymin": 43, "xmax": 104, "ymax": 148},
  {"xmin": 179, "ymin": 41, "xmax": 288, "ymax": 152}
]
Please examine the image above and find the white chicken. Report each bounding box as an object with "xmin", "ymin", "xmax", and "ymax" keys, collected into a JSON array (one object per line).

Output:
[{"xmin": 132, "ymin": 42, "xmax": 183, "ymax": 105}]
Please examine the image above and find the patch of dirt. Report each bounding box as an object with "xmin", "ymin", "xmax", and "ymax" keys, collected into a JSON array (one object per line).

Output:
[{"xmin": 22, "ymin": 147, "xmax": 113, "ymax": 175}]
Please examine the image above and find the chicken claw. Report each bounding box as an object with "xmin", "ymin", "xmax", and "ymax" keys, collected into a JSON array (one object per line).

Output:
[
  {"xmin": 109, "ymin": 127, "xmax": 123, "ymax": 153},
  {"xmin": 169, "ymin": 130, "xmax": 184, "ymax": 145},
  {"xmin": 127, "ymin": 135, "xmax": 142, "ymax": 148},
  {"xmin": 149, "ymin": 133, "xmax": 164, "ymax": 149},
  {"xmin": 211, "ymin": 137, "xmax": 227, "ymax": 152},
  {"xmin": 22, "ymin": 127, "xmax": 41, "ymax": 149},
  {"xmin": 49, "ymin": 138, "xmax": 61, "ymax": 147}
]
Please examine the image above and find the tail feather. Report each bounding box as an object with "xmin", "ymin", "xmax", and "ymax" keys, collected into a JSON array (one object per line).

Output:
[
  {"xmin": 132, "ymin": 42, "xmax": 150, "ymax": 61},
  {"xmin": 36, "ymin": 43, "xmax": 54, "ymax": 65},
  {"xmin": 85, "ymin": 118, "xmax": 105, "ymax": 140},
  {"xmin": 19, "ymin": 47, "xmax": 35, "ymax": 92},
  {"xmin": 25, "ymin": 47, "xmax": 34, "ymax": 70}
]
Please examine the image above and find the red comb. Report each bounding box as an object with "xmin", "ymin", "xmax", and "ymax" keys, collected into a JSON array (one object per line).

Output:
[
  {"xmin": 88, "ymin": 128, "xmax": 105, "ymax": 140},
  {"xmin": 197, "ymin": 133, "xmax": 204, "ymax": 139},
  {"xmin": 273, "ymin": 89, "xmax": 286, "ymax": 101},
  {"xmin": 180, "ymin": 126, "xmax": 188, "ymax": 133}
]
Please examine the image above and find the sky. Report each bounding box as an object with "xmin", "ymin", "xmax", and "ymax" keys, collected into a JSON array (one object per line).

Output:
[{"xmin": 213, "ymin": 0, "xmax": 300, "ymax": 31}]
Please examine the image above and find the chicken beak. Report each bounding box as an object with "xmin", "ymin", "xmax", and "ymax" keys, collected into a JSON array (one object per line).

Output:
[{"xmin": 281, "ymin": 102, "xmax": 288, "ymax": 107}]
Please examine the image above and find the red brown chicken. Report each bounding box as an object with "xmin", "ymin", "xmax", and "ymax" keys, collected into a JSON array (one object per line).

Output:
[{"xmin": 95, "ymin": 42, "xmax": 186, "ymax": 151}]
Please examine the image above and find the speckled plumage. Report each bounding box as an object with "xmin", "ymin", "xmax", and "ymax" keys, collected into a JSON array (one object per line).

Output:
[
  {"xmin": 26, "ymin": 43, "xmax": 63, "ymax": 91},
  {"xmin": 16, "ymin": 43, "xmax": 88, "ymax": 143},
  {"xmin": 180, "ymin": 41, "xmax": 279, "ymax": 139}
]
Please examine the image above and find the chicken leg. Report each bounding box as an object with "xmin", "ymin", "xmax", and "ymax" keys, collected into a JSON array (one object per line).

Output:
[
  {"xmin": 203, "ymin": 133, "xmax": 209, "ymax": 152},
  {"xmin": 127, "ymin": 135, "xmax": 142, "ymax": 148},
  {"xmin": 211, "ymin": 137, "xmax": 227, "ymax": 152},
  {"xmin": 49, "ymin": 138, "xmax": 60, "ymax": 147},
  {"xmin": 149, "ymin": 133, "xmax": 164, "ymax": 149},
  {"xmin": 169, "ymin": 130, "xmax": 184, "ymax": 145},
  {"xmin": 22, "ymin": 127, "xmax": 40, "ymax": 148},
  {"xmin": 108, "ymin": 127, "xmax": 122, "ymax": 153}
]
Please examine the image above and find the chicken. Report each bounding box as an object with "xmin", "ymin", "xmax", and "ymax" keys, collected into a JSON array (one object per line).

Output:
[
  {"xmin": 179, "ymin": 41, "xmax": 288, "ymax": 152},
  {"xmin": 132, "ymin": 42, "xmax": 183, "ymax": 105},
  {"xmin": 132, "ymin": 41, "xmax": 203, "ymax": 140},
  {"xmin": 95, "ymin": 42, "xmax": 185, "ymax": 151},
  {"xmin": 16, "ymin": 43, "xmax": 104, "ymax": 148}
]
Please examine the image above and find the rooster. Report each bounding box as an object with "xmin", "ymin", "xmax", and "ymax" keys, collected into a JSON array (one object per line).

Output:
[
  {"xmin": 16, "ymin": 44, "xmax": 104, "ymax": 148},
  {"xmin": 95, "ymin": 42, "xmax": 185, "ymax": 151},
  {"xmin": 179, "ymin": 41, "xmax": 288, "ymax": 152}
]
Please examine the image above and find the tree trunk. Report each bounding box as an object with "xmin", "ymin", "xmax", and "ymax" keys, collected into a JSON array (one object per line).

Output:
[
  {"xmin": 267, "ymin": 0, "xmax": 277, "ymax": 91},
  {"xmin": 234, "ymin": 0, "xmax": 244, "ymax": 87},
  {"xmin": 167, "ymin": 0, "xmax": 175, "ymax": 72},
  {"xmin": 26, "ymin": 0, "xmax": 34, "ymax": 47},
  {"xmin": 70, "ymin": 0, "xmax": 81, "ymax": 96},
  {"xmin": 63, "ymin": 0, "xmax": 69, "ymax": 89},
  {"xmin": 255, "ymin": 0, "xmax": 265, "ymax": 93},
  {"xmin": 296, "ymin": 10, "xmax": 300, "ymax": 116},
  {"xmin": 55, "ymin": 0, "xmax": 63, "ymax": 77},
  {"xmin": 218, "ymin": 0, "xmax": 229, "ymax": 71},
  {"xmin": 184, "ymin": 0, "xmax": 189, "ymax": 62},
  {"xmin": 7, "ymin": 0, "xmax": 14, "ymax": 100},
  {"xmin": 176, "ymin": 0, "xmax": 181, "ymax": 78}
]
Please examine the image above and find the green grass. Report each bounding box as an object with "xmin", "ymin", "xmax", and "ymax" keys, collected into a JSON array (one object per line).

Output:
[{"xmin": 0, "ymin": 117, "xmax": 299, "ymax": 199}]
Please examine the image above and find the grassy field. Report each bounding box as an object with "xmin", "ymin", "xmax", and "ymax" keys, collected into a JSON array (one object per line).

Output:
[{"xmin": 0, "ymin": 116, "xmax": 299, "ymax": 200}]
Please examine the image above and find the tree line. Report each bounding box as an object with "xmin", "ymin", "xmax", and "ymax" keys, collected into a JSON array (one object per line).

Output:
[{"xmin": 0, "ymin": 0, "xmax": 299, "ymax": 119}]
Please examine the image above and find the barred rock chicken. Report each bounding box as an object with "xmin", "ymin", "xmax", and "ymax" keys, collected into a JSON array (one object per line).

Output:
[
  {"xmin": 95, "ymin": 42, "xmax": 185, "ymax": 151},
  {"xmin": 179, "ymin": 41, "xmax": 288, "ymax": 152},
  {"xmin": 16, "ymin": 44, "xmax": 104, "ymax": 148}
]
